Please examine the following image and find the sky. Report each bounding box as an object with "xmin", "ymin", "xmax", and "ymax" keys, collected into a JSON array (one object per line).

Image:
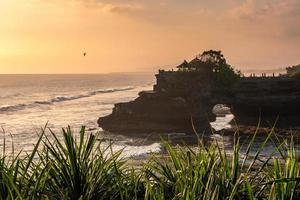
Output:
[{"xmin": 0, "ymin": 0, "xmax": 300, "ymax": 74}]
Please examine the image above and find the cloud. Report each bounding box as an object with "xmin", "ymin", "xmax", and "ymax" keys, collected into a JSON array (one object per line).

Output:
[
  {"xmin": 226, "ymin": 0, "xmax": 300, "ymax": 40},
  {"xmin": 229, "ymin": 0, "xmax": 256, "ymax": 20},
  {"xmin": 70, "ymin": 0, "xmax": 146, "ymax": 16},
  {"xmin": 229, "ymin": 0, "xmax": 300, "ymax": 20},
  {"xmin": 102, "ymin": 3, "xmax": 144, "ymax": 14},
  {"xmin": 69, "ymin": 0, "xmax": 300, "ymax": 41}
]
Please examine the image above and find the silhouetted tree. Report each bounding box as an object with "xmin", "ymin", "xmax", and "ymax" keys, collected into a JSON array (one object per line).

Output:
[
  {"xmin": 176, "ymin": 50, "xmax": 241, "ymax": 86},
  {"xmin": 176, "ymin": 60, "xmax": 190, "ymax": 71},
  {"xmin": 287, "ymin": 64, "xmax": 300, "ymax": 77},
  {"xmin": 197, "ymin": 50, "xmax": 241, "ymax": 86},
  {"xmin": 197, "ymin": 50, "xmax": 226, "ymax": 71}
]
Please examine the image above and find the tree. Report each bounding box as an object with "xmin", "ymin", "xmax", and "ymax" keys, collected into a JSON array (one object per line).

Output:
[
  {"xmin": 176, "ymin": 60, "xmax": 190, "ymax": 71},
  {"xmin": 197, "ymin": 50, "xmax": 241, "ymax": 86},
  {"xmin": 197, "ymin": 50, "xmax": 226, "ymax": 71}
]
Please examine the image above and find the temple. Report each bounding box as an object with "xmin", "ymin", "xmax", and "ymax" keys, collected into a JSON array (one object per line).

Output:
[{"xmin": 98, "ymin": 50, "xmax": 300, "ymax": 134}]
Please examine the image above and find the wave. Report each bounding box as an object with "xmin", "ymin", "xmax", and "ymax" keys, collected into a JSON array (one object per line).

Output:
[
  {"xmin": 39, "ymin": 86, "xmax": 135, "ymax": 104},
  {"xmin": 0, "ymin": 104, "xmax": 27, "ymax": 112},
  {"xmin": 0, "ymin": 86, "xmax": 135, "ymax": 113},
  {"xmin": 88, "ymin": 86, "xmax": 136, "ymax": 96},
  {"xmin": 113, "ymin": 142, "xmax": 163, "ymax": 159}
]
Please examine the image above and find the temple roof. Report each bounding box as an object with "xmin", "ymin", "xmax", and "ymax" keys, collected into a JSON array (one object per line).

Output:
[
  {"xmin": 176, "ymin": 60, "xmax": 190, "ymax": 69},
  {"xmin": 189, "ymin": 57, "xmax": 210, "ymax": 70},
  {"xmin": 189, "ymin": 57, "xmax": 201, "ymax": 66},
  {"xmin": 176, "ymin": 56, "xmax": 213, "ymax": 72}
]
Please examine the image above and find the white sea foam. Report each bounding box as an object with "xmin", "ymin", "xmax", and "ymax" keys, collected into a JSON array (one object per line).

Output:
[
  {"xmin": 112, "ymin": 142, "xmax": 163, "ymax": 159},
  {"xmin": 0, "ymin": 86, "xmax": 135, "ymax": 113},
  {"xmin": 0, "ymin": 74, "xmax": 155, "ymax": 156}
]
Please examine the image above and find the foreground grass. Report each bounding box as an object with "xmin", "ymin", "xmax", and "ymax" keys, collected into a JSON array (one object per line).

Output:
[{"xmin": 1, "ymin": 125, "xmax": 300, "ymax": 200}]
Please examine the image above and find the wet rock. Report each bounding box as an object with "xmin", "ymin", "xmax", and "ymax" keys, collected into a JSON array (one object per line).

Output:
[
  {"xmin": 98, "ymin": 91, "xmax": 211, "ymax": 134},
  {"xmin": 231, "ymin": 78, "xmax": 300, "ymax": 128},
  {"xmin": 212, "ymin": 104, "xmax": 231, "ymax": 115}
]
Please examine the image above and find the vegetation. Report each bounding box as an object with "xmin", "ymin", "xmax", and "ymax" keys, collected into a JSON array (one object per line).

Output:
[
  {"xmin": 1, "ymin": 125, "xmax": 300, "ymax": 199},
  {"xmin": 290, "ymin": 70, "xmax": 300, "ymax": 78},
  {"xmin": 199, "ymin": 50, "xmax": 241, "ymax": 86},
  {"xmin": 287, "ymin": 64, "xmax": 300, "ymax": 78},
  {"xmin": 176, "ymin": 50, "xmax": 241, "ymax": 86}
]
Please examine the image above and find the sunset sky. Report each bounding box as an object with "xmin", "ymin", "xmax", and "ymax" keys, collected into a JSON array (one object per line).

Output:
[{"xmin": 1, "ymin": 0, "xmax": 300, "ymax": 73}]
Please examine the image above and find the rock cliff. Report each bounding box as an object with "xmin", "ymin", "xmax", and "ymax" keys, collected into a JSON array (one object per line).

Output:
[
  {"xmin": 231, "ymin": 78, "xmax": 300, "ymax": 127},
  {"xmin": 98, "ymin": 51, "xmax": 300, "ymax": 134},
  {"xmin": 98, "ymin": 71, "xmax": 217, "ymax": 134},
  {"xmin": 98, "ymin": 91, "xmax": 211, "ymax": 133}
]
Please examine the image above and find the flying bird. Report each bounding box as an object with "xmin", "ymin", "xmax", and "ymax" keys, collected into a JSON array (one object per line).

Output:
[{"xmin": 83, "ymin": 52, "xmax": 87, "ymax": 57}]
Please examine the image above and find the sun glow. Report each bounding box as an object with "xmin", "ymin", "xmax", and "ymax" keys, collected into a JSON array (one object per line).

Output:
[{"xmin": 1, "ymin": 0, "xmax": 300, "ymax": 73}]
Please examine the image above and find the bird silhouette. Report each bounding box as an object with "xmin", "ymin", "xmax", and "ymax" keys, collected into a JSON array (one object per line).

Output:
[{"xmin": 83, "ymin": 52, "xmax": 87, "ymax": 56}]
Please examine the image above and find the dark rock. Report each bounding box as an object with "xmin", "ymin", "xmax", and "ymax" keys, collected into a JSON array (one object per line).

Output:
[
  {"xmin": 98, "ymin": 65, "xmax": 300, "ymax": 134},
  {"xmin": 212, "ymin": 104, "xmax": 231, "ymax": 115},
  {"xmin": 98, "ymin": 91, "xmax": 212, "ymax": 133},
  {"xmin": 231, "ymin": 78, "xmax": 300, "ymax": 127}
]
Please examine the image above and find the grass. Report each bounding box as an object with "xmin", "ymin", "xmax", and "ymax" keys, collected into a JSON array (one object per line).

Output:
[{"xmin": 0, "ymin": 125, "xmax": 300, "ymax": 199}]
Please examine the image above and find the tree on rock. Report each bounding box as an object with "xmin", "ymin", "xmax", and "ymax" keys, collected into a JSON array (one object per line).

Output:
[
  {"xmin": 175, "ymin": 50, "xmax": 241, "ymax": 86},
  {"xmin": 197, "ymin": 50, "xmax": 241, "ymax": 86},
  {"xmin": 176, "ymin": 60, "xmax": 190, "ymax": 71},
  {"xmin": 197, "ymin": 50, "xmax": 226, "ymax": 71}
]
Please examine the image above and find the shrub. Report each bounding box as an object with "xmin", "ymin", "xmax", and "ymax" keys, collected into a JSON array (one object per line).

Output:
[{"xmin": 1, "ymin": 125, "xmax": 300, "ymax": 199}]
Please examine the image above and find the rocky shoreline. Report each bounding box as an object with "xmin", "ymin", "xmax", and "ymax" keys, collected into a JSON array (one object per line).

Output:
[
  {"xmin": 98, "ymin": 90, "xmax": 213, "ymax": 134},
  {"xmin": 98, "ymin": 51, "xmax": 300, "ymax": 135},
  {"xmin": 220, "ymin": 125, "xmax": 300, "ymax": 137}
]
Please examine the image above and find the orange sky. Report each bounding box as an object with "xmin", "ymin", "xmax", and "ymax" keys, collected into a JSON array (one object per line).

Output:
[{"xmin": 1, "ymin": 0, "xmax": 300, "ymax": 73}]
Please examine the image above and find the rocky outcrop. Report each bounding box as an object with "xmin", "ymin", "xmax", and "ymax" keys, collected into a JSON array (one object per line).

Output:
[
  {"xmin": 98, "ymin": 91, "xmax": 212, "ymax": 133},
  {"xmin": 231, "ymin": 78, "xmax": 300, "ymax": 127},
  {"xmin": 98, "ymin": 64, "xmax": 300, "ymax": 134}
]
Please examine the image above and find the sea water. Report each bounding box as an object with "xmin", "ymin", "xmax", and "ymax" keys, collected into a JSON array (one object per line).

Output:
[
  {"xmin": 0, "ymin": 73, "xmax": 164, "ymax": 157},
  {"xmin": 0, "ymin": 74, "xmax": 296, "ymax": 159}
]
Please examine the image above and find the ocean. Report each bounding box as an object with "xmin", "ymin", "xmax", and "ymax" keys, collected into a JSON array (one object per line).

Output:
[
  {"xmin": 0, "ymin": 73, "xmax": 292, "ymax": 159},
  {"xmin": 0, "ymin": 73, "xmax": 167, "ymax": 157}
]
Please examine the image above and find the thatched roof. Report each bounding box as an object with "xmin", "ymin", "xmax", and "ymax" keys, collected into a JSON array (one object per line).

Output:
[
  {"xmin": 189, "ymin": 57, "xmax": 200, "ymax": 66},
  {"xmin": 188, "ymin": 57, "xmax": 212, "ymax": 72},
  {"xmin": 176, "ymin": 60, "xmax": 190, "ymax": 69}
]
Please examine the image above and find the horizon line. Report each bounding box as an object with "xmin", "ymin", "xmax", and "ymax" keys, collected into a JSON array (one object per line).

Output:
[{"xmin": 0, "ymin": 71, "xmax": 157, "ymax": 75}]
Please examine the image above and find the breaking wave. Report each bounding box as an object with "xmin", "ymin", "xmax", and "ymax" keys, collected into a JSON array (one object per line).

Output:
[
  {"xmin": 0, "ymin": 104, "xmax": 27, "ymax": 112},
  {"xmin": 0, "ymin": 86, "xmax": 134, "ymax": 113},
  {"xmin": 114, "ymin": 142, "xmax": 163, "ymax": 159}
]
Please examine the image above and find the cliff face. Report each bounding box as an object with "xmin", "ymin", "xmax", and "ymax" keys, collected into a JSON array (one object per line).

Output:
[
  {"xmin": 231, "ymin": 78, "xmax": 300, "ymax": 126},
  {"xmin": 98, "ymin": 70, "xmax": 300, "ymax": 134},
  {"xmin": 98, "ymin": 91, "xmax": 211, "ymax": 133},
  {"xmin": 98, "ymin": 71, "xmax": 217, "ymax": 133}
]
